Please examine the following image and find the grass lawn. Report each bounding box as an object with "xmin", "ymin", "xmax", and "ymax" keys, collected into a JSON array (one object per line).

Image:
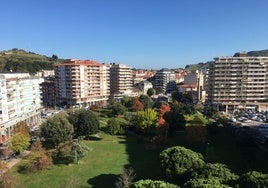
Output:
[{"xmin": 11, "ymin": 132, "xmax": 160, "ymax": 188}]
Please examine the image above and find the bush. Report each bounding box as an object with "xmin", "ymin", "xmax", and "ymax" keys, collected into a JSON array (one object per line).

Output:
[
  {"xmin": 25, "ymin": 152, "xmax": 53, "ymax": 173},
  {"xmin": 191, "ymin": 163, "xmax": 238, "ymax": 186},
  {"xmin": 132, "ymin": 179, "xmax": 178, "ymax": 188},
  {"xmin": 239, "ymin": 171, "xmax": 268, "ymax": 188},
  {"xmin": 107, "ymin": 118, "xmax": 121, "ymax": 135}
]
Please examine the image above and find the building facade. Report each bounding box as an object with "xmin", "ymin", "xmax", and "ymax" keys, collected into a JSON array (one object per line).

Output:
[
  {"xmin": 208, "ymin": 56, "xmax": 268, "ymax": 112},
  {"xmin": 0, "ymin": 73, "xmax": 43, "ymax": 142},
  {"xmin": 178, "ymin": 70, "xmax": 206, "ymax": 104},
  {"xmin": 41, "ymin": 76, "xmax": 56, "ymax": 107},
  {"xmin": 137, "ymin": 80, "xmax": 153, "ymax": 95},
  {"xmin": 154, "ymin": 68, "xmax": 176, "ymax": 94},
  {"xmin": 54, "ymin": 59, "xmax": 110, "ymax": 108},
  {"xmin": 109, "ymin": 63, "xmax": 133, "ymax": 99}
]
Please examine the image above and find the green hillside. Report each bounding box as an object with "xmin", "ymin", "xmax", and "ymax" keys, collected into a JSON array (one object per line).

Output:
[{"xmin": 0, "ymin": 48, "xmax": 61, "ymax": 74}]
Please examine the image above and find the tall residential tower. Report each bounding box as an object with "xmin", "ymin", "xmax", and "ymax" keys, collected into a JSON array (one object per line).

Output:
[
  {"xmin": 109, "ymin": 63, "xmax": 133, "ymax": 99},
  {"xmin": 208, "ymin": 55, "xmax": 268, "ymax": 112},
  {"xmin": 54, "ymin": 59, "xmax": 110, "ymax": 108}
]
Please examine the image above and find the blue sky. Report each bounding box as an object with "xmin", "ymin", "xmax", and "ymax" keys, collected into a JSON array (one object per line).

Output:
[{"xmin": 1, "ymin": 0, "xmax": 267, "ymax": 69}]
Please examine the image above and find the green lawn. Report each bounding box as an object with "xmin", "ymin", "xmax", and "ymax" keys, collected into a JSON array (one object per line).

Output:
[{"xmin": 11, "ymin": 132, "xmax": 160, "ymax": 188}]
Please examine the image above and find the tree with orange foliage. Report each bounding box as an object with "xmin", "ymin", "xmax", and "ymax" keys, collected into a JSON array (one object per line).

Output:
[
  {"xmin": 132, "ymin": 97, "xmax": 144, "ymax": 112},
  {"xmin": 158, "ymin": 103, "xmax": 170, "ymax": 126}
]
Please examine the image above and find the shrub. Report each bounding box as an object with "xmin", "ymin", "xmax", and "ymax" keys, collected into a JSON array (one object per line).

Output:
[{"xmin": 132, "ymin": 179, "xmax": 178, "ymax": 188}]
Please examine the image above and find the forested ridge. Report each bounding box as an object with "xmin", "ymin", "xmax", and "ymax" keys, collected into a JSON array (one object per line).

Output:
[{"xmin": 0, "ymin": 48, "xmax": 62, "ymax": 74}]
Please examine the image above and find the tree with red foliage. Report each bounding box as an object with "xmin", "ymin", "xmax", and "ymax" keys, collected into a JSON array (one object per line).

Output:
[
  {"xmin": 132, "ymin": 97, "xmax": 144, "ymax": 112},
  {"xmin": 158, "ymin": 103, "xmax": 170, "ymax": 126}
]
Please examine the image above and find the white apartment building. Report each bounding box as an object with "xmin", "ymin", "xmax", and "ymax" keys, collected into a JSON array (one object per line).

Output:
[
  {"xmin": 0, "ymin": 73, "xmax": 43, "ymax": 142},
  {"xmin": 208, "ymin": 56, "xmax": 268, "ymax": 112},
  {"xmin": 137, "ymin": 80, "xmax": 153, "ymax": 95},
  {"xmin": 54, "ymin": 59, "xmax": 110, "ymax": 108},
  {"xmin": 110, "ymin": 63, "xmax": 133, "ymax": 99},
  {"xmin": 154, "ymin": 68, "xmax": 176, "ymax": 94}
]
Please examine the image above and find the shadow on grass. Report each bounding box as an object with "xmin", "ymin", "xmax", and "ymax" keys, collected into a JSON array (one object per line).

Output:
[
  {"xmin": 170, "ymin": 126, "xmax": 268, "ymax": 174},
  {"xmin": 87, "ymin": 174, "xmax": 118, "ymax": 188},
  {"xmin": 84, "ymin": 135, "xmax": 103, "ymax": 141},
  {"xmin": 119, "ymin": 133, "xmax": 162, "ymax": 180},
  {"xmin": 100, "ymin": 126, "xmax": 109, "ymax": 134}
]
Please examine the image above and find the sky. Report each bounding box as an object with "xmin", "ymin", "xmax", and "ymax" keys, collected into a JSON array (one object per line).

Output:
[{"xmin": 0, "ymin": 0, "xmax": 268, "ymax": 69}]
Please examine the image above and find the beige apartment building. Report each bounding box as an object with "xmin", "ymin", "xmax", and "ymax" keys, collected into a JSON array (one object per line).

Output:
[
  {"xmin": 110, "ymin": 63, "xmax": 133, "ymax": 99},
  {"xmin": 54, "ymin": 59, "xmax": 110, "ymax": 108},
  {"xmin": 208, "ymin": 55, "xmax": 268, "ymax": 112}
]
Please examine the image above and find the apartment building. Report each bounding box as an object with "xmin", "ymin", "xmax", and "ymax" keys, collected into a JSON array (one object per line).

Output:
[
  {"xmin": 41, "ymin": 76, "xmax": 56, "ymax": 107},
  {"xmin": 178, "ymin": 70, "xmax": 206, "ymax": 103},
  {"xmin": 208, "ymin": 55, "xmax": 268, "ymax": 112},
  {"xmin": 110, "ymin": 63, "xmax": 133, "ymax": 99},
  {"xmin": 54, "ymin": 59, "xmax": 110, "ymax": 108},
  {"xmin": 0, "ymin": 73, "xmax": 43, "ymax": 142},
  {"xmin": 154, "ymin": 68, "xmax": 176, "ymax": 94},
  {"xmin": 137, "ymin": 80, "xmax": 153, "ymax": 95}
]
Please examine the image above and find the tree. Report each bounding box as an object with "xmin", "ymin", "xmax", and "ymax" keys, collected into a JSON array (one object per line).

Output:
[
  {"xmin": 202, "ymin": 106, "xmax": 219, "ymax": 120},
  {"xmin": 107, "ymin": 118, "xmax": 121, "ymax": 135},
  {"xmin": 191, "ymin": 163, "xmax": 238, "ymax": 186},
  {"xmin": 147, "ymin": 88, "xmax": 155, "ymax": 97},
  {"xmin": 239, "ymin": 171, "xmax": 268, "ymax": 188},
  {"xmin": 115, "ymin": 167, "xmax": 136, "ymax": 188},
  {"xmin": 159, "ymin": 146, "xmax": 205, "ymax": 179},
  {"xmin": 73, "ymin": 109, "xmax": 99, "ymax": 137},
  {"xmin": 132, "ymin": 97, "xmax": 144, "ymax": 112},
  {"xmin": 158, "ymin": 103, "xmax": 171, "ymax": 126},
  {"xmin": 8, "ymin": 133, "xmax": 30, "ymax": 154},
  {"xmin": 30, "ymin": 141, "xmax": 44, "ymax": 152},
  {"xmin": 40, "ymin": 112, "xmax": 74, "ymax": 149},
  {"xmin": 163, "ymin": 104, "xmax": 186, "ymax": 134},
  {"xmin": 134, "ymin": 109, "xmax": 158, "ymax": 134},
  {"xmin": 70, "ymin": 138, "xmax": 90, "ymax": 163},
  {"xmin": 171, "ymin": 90, "xmax": 183, "ymax": 102},
  {"xmin": 110, "ymin": 102, "xmax": 126, "ymax": 116},
  {"xmin": 121, "ymin": 96, "xmax": 133, "ymax": 109},
  {"xmin": 25, "ymin": 152, "xmax": 53, "ymax": 172},
  {"xmin": 139, "ymin": 95, "xmax": 153, "ymax": 109},
  {"xmin": 51, "ymin": 54, "xmax": 58, "ymax": 61},
  {"xmin": 133, "ymin": 179, "xmax": 178, "ymax": 188}
]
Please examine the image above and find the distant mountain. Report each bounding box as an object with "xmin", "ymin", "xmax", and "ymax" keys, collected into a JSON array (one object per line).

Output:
[
  {"xmin": 247, "ymin": 49, "xmax": 268, "ymax": 57},
  {"xmin": 0, "ymin": 48, "xmax": 62, "ymax": 74}
]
